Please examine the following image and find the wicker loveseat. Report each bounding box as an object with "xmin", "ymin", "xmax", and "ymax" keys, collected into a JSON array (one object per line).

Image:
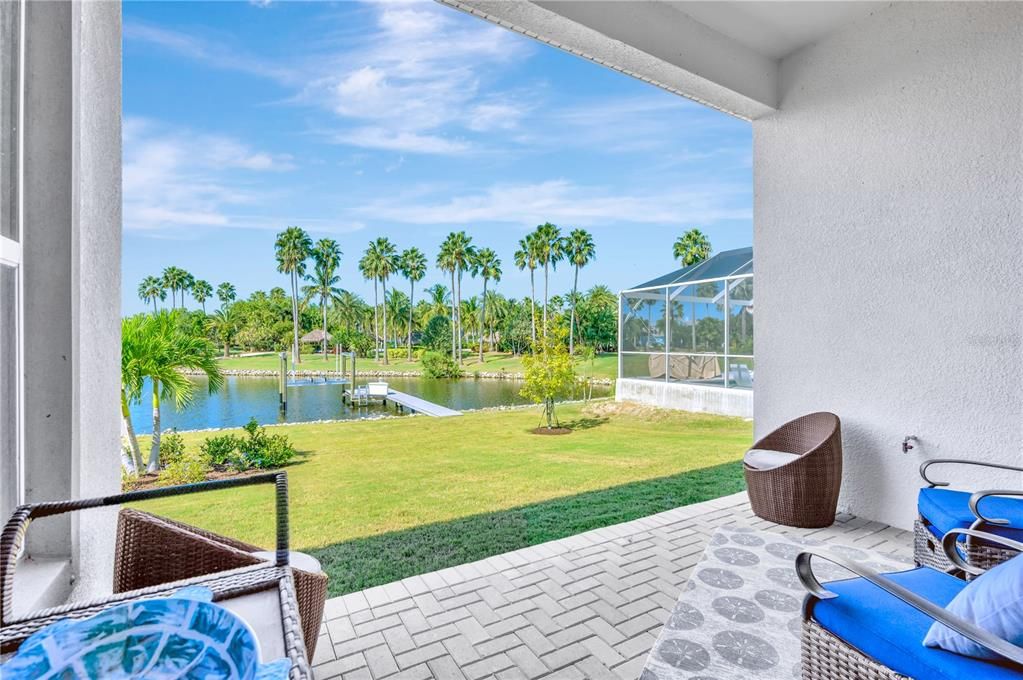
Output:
[
  {"xmin": 744, "ymin": 412, "xmax": 843, "ymax": 528},
  {"xmin": 914, "ymin": 459, "xmax": 1023, "ymax": 574},
  {"xmin": 799, "ymin": 529, "xmax": 1023, "ymax": 679}
]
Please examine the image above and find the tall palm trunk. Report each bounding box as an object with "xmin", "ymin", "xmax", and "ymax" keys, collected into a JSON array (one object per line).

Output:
[
  {"xmin": 543, "ymin": 263, "xmax": 550, "ymax": 335},
  {"xmin": 381, "ymin": 276, "xmax": 390, "ymax": 365},
  {"xmin": 120, "ymin": 389, "xmax": 143, "ymax": 474},
  {"xmin": 372, "ymin": 280, "xmax": 380, "ymax": 362},
  {"xmin": 570, "ymin": 265, "xmax": 579, "ymax": 354},
  {"xmin": 290, "ymin": 270, "xmax": 301, "ymax": 365},
  {"xmin": 479, "ymin": 278, "xmax": 488, "ymax": 363},
  {"xmin": 147, "ymin": 379, "xmax": 162, "ymax": 473},
  {"xmin": 452, "ymin": 267, "xmax": 460, "ymax": 359},
  {"xmin": 201, "ymin": 301, "xmax": 206, "ymax": 314},
  {"xmin": 152, "ymin": 298, "xmax": 157, "ymax": 314},
  {"xmin": 407, "ymin": 280, "xmax": 415, "ymax": 361},
  {"xmin": 528, "ymin": 268, "xmax": 536, "ymax": 346},
  {"xmin": 455, "ymin": 271, "xmax": 463, "ymax": 364},
  {"xmin": 321, "ymin": 295, "xmax": 328, "ymax": 359}
]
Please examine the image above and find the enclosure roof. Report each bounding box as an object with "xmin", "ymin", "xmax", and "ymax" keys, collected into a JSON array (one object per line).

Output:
[{"xmin": 627, "ymin": 247, "xmax": 752, "ymax": 291}]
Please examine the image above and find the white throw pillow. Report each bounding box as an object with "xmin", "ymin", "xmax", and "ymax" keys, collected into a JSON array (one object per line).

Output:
[
  {"xmin": 923, "ymin": 554, "xmax": 1023, "ymax": 660},
  {"xmin": 743, "ymin": 449, "xmax": 800, "ymax": 470}
]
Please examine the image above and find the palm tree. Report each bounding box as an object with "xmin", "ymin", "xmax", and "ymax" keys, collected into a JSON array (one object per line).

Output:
[
  {"xmin": 119, "ymin": 315, "xmax": 150, "ymax": 474},
  {"xmin": 274, "ymin": 226, "xmax": 313, "ymax": 365},
  {"xmin": 460, "ymin": 296, "xmax": 481, "ymax": 347},
  {"xmin": 333, "ymin": 289, "xmax": 364, "ymax": 334},
  {"xmin": 439, "ymin": 232, "xmax": 476, "ymax": 364},
  {"xmin": 564, "ymin": 228, "xmax": 595, "ymax": 354},
  {"xmin": 672, "ymin": 228, "xmax": 712, "ymax": 348},
  {"xmin": 514, "ymin": 235, "xmax": 539, "ymax": 347},
  {"xmin": 137, "ymin": 276, "xmax": 165, "ymax": 313},
  {"xmin": 386, "ymin": 289, "xmax": 409, "ymax": 348},
  {"xmin": 216, "ymin": 282, "xmax": 236, "ymax": 308},
  {"xmin": 161, "ymin": 266, "xmax": 189, "ymax": 309},
  {"xmin": 306, "ymin": 239, "xmax": 342, "ymax": 358},
  {"xmin": 181, "ymin": 272, "xmax": 195, "ymax": 308},
  {"xmin": 471, "ymin": 247, "xmax": 502, "ymax": 362},
  {"xmin": 358, "ymin": 254, "xmax": 381, "ymax": 359},
  {"xmin": 399, "ymin": 247, "xmax": 427, "ymax": 360},
  {"xmin": 436, "ymin": 238, "xmax": 458, "ymax": 361},
  {"xmin": 532, "ymin": 222, "xmax": 565, "ymax": 334},
  {"xmin": 362, "ymin": 238, "xmax": 398, "ymax": 364},
  {"xmin": 191, "ymin": 279, "xmax": 213, "ymax": 314},
  {"xmin": 209, "ymin": 307, "xmax": 238, "ymax": 358},
  {"xmin": 672, "ymin": 228, "xmax": 712, "ymax": 266},
  {"xmin": 423, "ymin": 284, "xmax": 450, "ymax": 323}
]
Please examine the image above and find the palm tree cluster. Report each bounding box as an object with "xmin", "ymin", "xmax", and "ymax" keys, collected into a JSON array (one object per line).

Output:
[{"xmin": 137, "ymin": 266, "xmax": 233, "ymax": 317}]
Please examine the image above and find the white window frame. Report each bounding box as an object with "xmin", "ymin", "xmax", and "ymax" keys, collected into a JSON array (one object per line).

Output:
[{"xmin": 0, "ymin": 0, "xmax": 24, "ymax": 518}]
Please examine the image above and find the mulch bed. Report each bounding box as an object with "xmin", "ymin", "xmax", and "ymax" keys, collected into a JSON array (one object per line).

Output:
[
  {"xmin": 530, "ymin": 427, "xmax": 572, "ymax": 435},
  {"xmin": 122, "ymin": 467, "xmax": 266, "ymax": 493}
]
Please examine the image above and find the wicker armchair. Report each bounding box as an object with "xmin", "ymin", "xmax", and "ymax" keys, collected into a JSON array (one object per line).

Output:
[
  {"xmin": 744, "ymin": 412, "xmax": 842, "ymax": 528},
  {"xmin": 799, "ymin": 529, "xmax": 1023, "ymax": 679},
  {"xmin": 114, "ymin": 508, "xmax": 328, "ymax": 660},
  {"xmin": 914, "ymin": 458, "xmax": 1023, "ymax": 574}
]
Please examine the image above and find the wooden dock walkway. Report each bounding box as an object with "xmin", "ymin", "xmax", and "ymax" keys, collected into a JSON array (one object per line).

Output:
[{"xmin": 383, "ymin": 389, "xmax": 462, "ymax": 417}]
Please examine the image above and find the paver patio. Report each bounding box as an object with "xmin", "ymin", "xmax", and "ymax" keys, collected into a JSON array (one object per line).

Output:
[{"xmin": 310, "ymin": 491, "xmax": 913, "ymax": 679}]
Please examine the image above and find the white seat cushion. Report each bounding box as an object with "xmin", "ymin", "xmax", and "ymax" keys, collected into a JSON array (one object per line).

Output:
[{"xmin": 743, "ymin": 448, "xmax": 801, "ymax": 470}]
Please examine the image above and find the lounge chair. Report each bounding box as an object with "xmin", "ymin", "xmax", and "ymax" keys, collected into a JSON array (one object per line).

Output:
[
  {"xmin": 799, "ymin": 529, "xmax": 1023, "ymax": 679},
  {"xmin": 743, "ymin": 412, "xmax": 843, "ymax": 528},
  {"xmin": 915, "ymin": 458, "xmax": 1023, "ymax": 573}
]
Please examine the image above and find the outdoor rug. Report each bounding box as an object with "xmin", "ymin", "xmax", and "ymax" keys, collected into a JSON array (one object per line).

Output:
[{"xmin": 640, "ymin": 525, "xmax": 913, "ymax": 680}]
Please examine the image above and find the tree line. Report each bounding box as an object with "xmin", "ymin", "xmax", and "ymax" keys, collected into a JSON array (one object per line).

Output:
[{"xmin": 135, "ymin": 226, "xmax": 715, "ymax": 364}]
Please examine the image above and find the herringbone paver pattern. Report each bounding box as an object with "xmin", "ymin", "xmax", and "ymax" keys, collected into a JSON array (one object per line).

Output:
[{"xmin": 312, "ymin": 492, "xmax": 912, "ymax": 679}]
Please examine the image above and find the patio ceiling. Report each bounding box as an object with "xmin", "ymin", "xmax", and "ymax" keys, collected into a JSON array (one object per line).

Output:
[{"xmin": 439, "ymin": 1, "xmax": 883, "ymax": 119}]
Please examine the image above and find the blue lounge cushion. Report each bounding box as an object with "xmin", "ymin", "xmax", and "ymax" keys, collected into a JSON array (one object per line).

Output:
[
  {"xmin": 809, "ymin": 567, "xmax": 1023, "ymax": 679},
  {"xmin": 924, "ymin": 555, "xmax": 1023, "ymax": 660},
  {"xmin": 918, "ymin": 488, "xmax": 1023, "ymax": 541}
]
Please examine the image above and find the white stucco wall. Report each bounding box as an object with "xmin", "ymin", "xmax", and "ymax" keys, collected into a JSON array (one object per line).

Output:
[
  {"xmin": 616, "ymin": 379, "xmax": 753, "ymax": 418},
  {"xmin": 754, "ymin": 2, "xmax": 1022, "ymax": 529}
]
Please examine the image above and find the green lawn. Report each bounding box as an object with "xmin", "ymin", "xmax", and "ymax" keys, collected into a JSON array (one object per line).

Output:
[
  {"xmin": 216, "ymin": 350, "xmax": 619, "ymax": 380},
  {"xmin": 137, "ymin": 402, "xmax": 749, "ymax": 595}
]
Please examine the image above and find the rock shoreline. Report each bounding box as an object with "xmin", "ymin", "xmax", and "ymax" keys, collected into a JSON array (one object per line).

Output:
[{"xmin": 181, "ymin": 367, "xmax": 615, "ymax": 385}]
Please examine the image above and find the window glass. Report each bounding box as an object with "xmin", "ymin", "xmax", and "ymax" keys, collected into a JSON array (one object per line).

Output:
[
  {"xmin": 728, "ymin": 277, "xmax": 753, "ymax": 356},
  {"xmin": 621, "ymin": 291, "xmax": 665, "ymax": 352}
]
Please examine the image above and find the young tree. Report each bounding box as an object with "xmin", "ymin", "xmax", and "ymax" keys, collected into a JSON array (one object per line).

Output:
[
  {"xmin": 191, "ymin": 279, "xmax": 213, "ymax": 314},
  {"xmin": 306, "ymin": 239, "xmax": 343, "ymax": 358},
  {"xmin": 399, "ymin": 247, "xmax": 427, "ymax": 360},
  {"xmin": 532, "ymin": 223, "xmax": 564, "ymax": 334},
  {"xmin": 520, "ymin": 322, "xmax": 576, "ymax": 430},
  {"xmin": 470, "ymin": 247, "xmax": 502, "ymax": 362},
  {"xmin": 564, "ymin": 228, "xmax": 595, "ymax": 354},
  {"xmin": 137, "ymin": 276, "xmax": 166, "ymax": 313},
  {"xmin": 274, "ymin": 226, "xmax": 313, "ymax": 364},
  {"xmin": 216, "ymin": 282, "xmax": 236, "ymax": 308},
  {"xmin": 514, "ymin": 235, "xmax": 538, "ymax": 347}
]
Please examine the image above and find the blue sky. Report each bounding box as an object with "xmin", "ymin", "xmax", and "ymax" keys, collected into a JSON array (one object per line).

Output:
[{"xmin": 122, "ymin": 0, "xmax": 751, "ymax": 315}]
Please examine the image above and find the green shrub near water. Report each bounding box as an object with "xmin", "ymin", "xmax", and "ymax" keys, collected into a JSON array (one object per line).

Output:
[
  {"xmin": 158, "ymin": 430, "xmax": 187, "ymax": 466},
  {"xmin": 232, "ymin": 418, "xmax": 297, "ymax": 470},
  {"xmin": 158, "ymin": 448, "xmax": 211, "ymax": 486},
  {"xmin": 422, "ymin": 351, "xmax": 461, "ymax": 378},
  {"xmin": 201, "ymin": 434, "xmax": 245, "ymax": 466}
]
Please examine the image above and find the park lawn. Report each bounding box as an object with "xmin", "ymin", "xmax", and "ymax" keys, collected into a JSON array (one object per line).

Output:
[
  {"xmin": 137, "ymin": 402, "xmax": 749, "ymax": 595},
  {"xmin": 216, "ymin": 350, "xmax": 619, "ymax": 380}
]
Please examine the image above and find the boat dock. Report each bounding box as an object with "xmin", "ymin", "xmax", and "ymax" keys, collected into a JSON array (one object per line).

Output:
[{"xmin": 343, "ymin": 387, "xmax": 463, "ymax": 418}]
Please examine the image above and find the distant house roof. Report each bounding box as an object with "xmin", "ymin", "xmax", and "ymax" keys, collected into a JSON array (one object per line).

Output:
[
  {"xmin": 627, "ymin": 246, "xmax": 752, "ymax": 290},
  {"xmin": 300, "ymin": 329, "xmax": 332, "ymax": 343}
]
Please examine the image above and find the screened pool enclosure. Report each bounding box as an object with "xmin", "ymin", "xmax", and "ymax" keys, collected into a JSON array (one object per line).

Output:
[{"xmin": 618, "ymin": 247, "xmax": 753, "ymax": 389}]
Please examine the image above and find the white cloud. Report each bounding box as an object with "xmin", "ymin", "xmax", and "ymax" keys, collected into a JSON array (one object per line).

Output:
[
  {"xmin": 123, "ymin": 118, "xmax": 295, "ymax": 233},
  {"xmin": 332, "ymin": 127, "xmax": 469, "ymax": 154},
  {"xmin": 353, "ymin": 179, "xmax": 751, "ymax": 227}
]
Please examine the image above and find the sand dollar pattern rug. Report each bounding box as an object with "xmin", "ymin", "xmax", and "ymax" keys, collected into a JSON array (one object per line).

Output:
[{"xmin": 641, "ymin": 525, "xmax": 913, "ymax": 680}]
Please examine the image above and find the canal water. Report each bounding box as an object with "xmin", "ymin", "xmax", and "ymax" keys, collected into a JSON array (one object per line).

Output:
[{"xmin": 128, "ymin": 375, "xmax": 610, "ymax": 432}]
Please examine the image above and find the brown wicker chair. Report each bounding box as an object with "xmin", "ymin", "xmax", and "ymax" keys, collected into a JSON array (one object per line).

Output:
[
  {"xmin": 744, "ymin": 412, "xmax": 842, "ymax": 528},
  {"xmin": 114, "ymin": 508, "xmax": 327, "ymax": 660}
]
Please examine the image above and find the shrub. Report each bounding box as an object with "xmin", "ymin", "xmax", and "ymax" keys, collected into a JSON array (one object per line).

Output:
[
  {"xmin": 200, "ymin": 434, "xmax": 244, "ymax": 467},
  {"xmin": 235, "ymin": 418, "xmax": 297, "ymax": 470},
  {"xmin": 158, "ymin": 449, "xmax": 211, "ymax": 486},
  {"xmin": 422, "ymin": 351, "xmax": 461, "ymax": 379},
  {"xmin": 158, "ymin": 429, "xmax": 186, "ymax": 466}
]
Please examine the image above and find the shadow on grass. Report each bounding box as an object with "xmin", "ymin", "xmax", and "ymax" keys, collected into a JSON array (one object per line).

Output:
[{"xmin": 308, "ymin": 461, "xmax": 745, "ymax": 597}]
